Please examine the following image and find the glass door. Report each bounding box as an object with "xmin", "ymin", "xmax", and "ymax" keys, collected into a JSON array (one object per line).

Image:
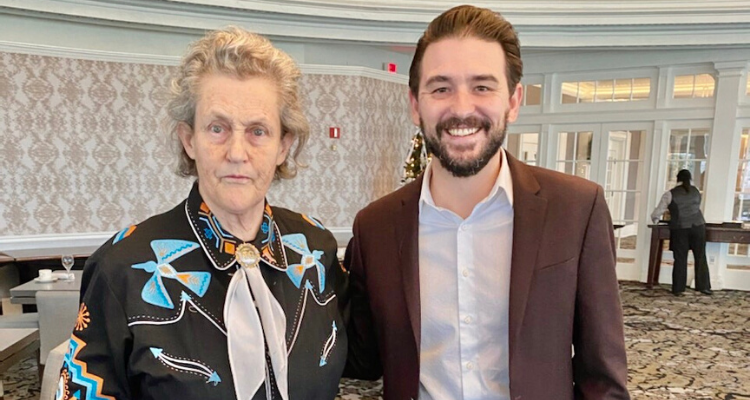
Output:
[{"xmin": 554, "ymin": 124, "xmax": 648, "ymax": 264}]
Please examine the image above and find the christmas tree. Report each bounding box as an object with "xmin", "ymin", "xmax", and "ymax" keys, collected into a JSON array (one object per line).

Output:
[{"xmin": 401, "ymin": 129, "xmax": 430, "ymax": 184}]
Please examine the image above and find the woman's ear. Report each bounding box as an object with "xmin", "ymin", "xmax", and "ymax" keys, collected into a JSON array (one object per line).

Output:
[
  {"xmin": 177, "ymin": 122, "xmax": 196, "ymax": 160},
  {"xmin": 277, "ymin": 132, "xmax": 294, "ymax": 166}
]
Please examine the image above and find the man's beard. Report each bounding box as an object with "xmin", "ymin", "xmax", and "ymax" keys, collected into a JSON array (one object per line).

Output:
[{"xmin": 422, "ymin": 113, "xmax": 508, "ymax": 178}]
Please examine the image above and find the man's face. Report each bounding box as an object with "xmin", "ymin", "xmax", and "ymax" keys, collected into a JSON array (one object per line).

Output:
[{"xmin": 410, "ymin": 36, "xmax": 523, "ymax": 177}]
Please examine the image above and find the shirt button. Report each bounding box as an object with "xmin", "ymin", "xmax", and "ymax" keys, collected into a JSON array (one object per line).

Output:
[
  {"xmin": 462, "ymin": 269, "xmax": 469, "ymax": 277},
  {"xmin": 459, "ymin": 224, "xmax": 467, "ymax": 231},
  {"xmin": 466, "ymin": 362, "xmax": 474, "ymax": 370},
  {"xmin": 464, "ymin": 316, "xmax": 472, "ymax": 324}
]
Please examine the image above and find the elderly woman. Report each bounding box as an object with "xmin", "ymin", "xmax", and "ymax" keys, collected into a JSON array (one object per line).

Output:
[{"xmin": 57, "ymin": 27, "xmax": 346, "ymax": 400}]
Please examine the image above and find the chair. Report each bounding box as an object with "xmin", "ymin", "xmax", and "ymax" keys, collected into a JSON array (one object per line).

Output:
[
  {"xmin": 40, "ymin": 342, "xmax": 68, "ymax": 400},
  {"xmin": 0, "ymin": 312, "xmax": 39, "ymax": 328},
  {"xmin": 32, "ymin": 290, "xmax": 79, "ymax": 400},
  {"xmin": 0, "ymin": 264, "xmax": 39, "ymax": 328},
  {"xmin": 35, "ymin": 291, "xmax": 79, "ymax": 367},
  {"xmin": 0, "ymin": 264, "xmax": 20, "ymax": 300}
]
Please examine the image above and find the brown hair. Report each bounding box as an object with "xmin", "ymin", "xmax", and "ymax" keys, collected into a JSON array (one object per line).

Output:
[
  {"xmin": 167, "ymin": 26, "xmax": 309, "ymax": 179},
  {"xmin": 408, "ymin": 5, "xmax": 523, "ymax": 98}
]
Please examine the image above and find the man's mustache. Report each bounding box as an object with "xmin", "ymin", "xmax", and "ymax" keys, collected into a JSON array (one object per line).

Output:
[{"xmin": 435, "ymin": 116, "xmax": 491, "ymax": 135}]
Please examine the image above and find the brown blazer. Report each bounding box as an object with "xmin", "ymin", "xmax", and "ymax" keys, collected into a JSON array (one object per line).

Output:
[{"xmin": 344, "ymin": 154, "xmax": 630, "ymax": 400}]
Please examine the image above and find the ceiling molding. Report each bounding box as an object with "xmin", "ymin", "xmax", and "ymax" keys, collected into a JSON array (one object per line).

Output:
[
  {"xmin": 0, "ymin": 41, "xmax": 408, "ymax": 84},
  {"xmin": 0, "ymin": 40, "xmax": 181, "ymax": 65},
  {"xmin": 302, "ymin": 64, "xmax": 408, "ymax": 84},
  {"xmin": 2, "ymin": 0, "xmax": 750, "ymax": 48}
]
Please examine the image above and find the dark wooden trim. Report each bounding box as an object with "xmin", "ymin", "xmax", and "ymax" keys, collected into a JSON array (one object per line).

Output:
[{"xmin": 647, "ymin": 223, "xmax": 750, "ymax": 289}]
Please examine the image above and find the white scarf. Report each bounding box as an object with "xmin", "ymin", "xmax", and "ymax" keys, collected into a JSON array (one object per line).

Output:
[{"xmin": 224, "ymin": 244, "xmax": 288, "ymax": 400}]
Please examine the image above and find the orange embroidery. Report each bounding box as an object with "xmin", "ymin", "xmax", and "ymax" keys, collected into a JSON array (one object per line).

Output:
[
  {"xmin": 67, "ymin": 334, "xmax": 116, "ymax": 400},
  {"xmin": 75, "ymin": 304, "xmax": 90, "ymax": 331},
  {"xmin": 60, "ymin": 369, "xmax": 71, "ymax": 400}
]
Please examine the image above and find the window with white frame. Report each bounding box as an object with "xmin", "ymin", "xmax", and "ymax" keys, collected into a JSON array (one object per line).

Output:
[
  {"xmin": 505, "ymin": 132, "xmax": 539, "ymax": 165},
  {"xmin": 561, "ymin": 78, "xmax": 650, "ymax": 104},
  {"xmin": 556, "ymin": 131, "xmax": 593, "ymax": 179},
  {"xmin": 673, "ymin": 73, "xmax": 715, "ymax": 99},
  {"xmin": 732, "ymin": 128, "xmax": 750, "ymax": 221},
  {"xmin": 605, "ymin": 130, "xmax": 645, "ymax": 261},
  {"xmin": 729, "ymin": 128, "xmax": 750, "ymax": 256},
  {"xmin": 665, "ymin": 128, "xmax": 710, "ymax": 193},
  {"xmin": 523, "ymin": 84, "xmax": 542, "ymax": 106}
]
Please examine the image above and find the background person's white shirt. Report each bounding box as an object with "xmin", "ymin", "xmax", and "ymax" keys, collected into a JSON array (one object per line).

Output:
[
  {"xmin": 417, "ymin": 148, "xmax": 514, "ymax": 400},
  {"xmin": 651, "ymin": 190, "xmax": 672, "ymax": 223}
]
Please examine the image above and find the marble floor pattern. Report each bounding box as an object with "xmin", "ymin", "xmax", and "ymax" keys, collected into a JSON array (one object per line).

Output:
[{"xmin": 2, "ymin": 282, "xmax": 748, "ymax": 399}]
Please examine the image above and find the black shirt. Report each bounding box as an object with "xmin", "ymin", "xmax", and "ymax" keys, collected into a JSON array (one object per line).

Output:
[{"xmin": 58, "ymin": 184, "xmax": 347, "ymax": 400}]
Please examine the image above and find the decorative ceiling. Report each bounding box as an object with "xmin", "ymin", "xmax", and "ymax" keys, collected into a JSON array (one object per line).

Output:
[{"xmin": 1, "ymin": 0, "xmax": 749, "ymax": 49}]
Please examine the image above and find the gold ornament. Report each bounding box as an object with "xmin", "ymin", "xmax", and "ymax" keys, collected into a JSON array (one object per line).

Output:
[{"xmin": 235, "ymin": 243, "xmax": 261, "ymax": 269}]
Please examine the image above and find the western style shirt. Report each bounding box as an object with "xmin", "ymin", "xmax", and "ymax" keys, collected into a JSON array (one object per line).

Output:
[{"xmin": 58, "ymin": 183, "xmax": 346, "ymax": 400}]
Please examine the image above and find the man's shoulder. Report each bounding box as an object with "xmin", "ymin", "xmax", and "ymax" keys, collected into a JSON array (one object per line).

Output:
[
  {"xmin": 355, "ymin": 179, "xmax": 420, "ymax": 223},
  {"xmin": 520, "ymin": 163, "xmax": 600, "ymax": 200}
]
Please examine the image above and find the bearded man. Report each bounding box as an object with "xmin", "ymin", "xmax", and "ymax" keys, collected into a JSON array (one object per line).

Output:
[{"xmin": 343, "ymin": 5, "xmax": 630, "ymax": 400}]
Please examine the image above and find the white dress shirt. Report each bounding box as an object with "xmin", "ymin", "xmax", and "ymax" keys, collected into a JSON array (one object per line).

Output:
[
  {"xmin": 418, "ymin": 148, "xmax": 514, "ymax": 400},
  {"xmin": 651, "ymin": 190, "xmax": 672, "ymax": 223}
]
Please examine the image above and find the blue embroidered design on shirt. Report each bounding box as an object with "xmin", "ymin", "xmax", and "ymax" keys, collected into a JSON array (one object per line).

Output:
[
  {"xmin": 62, "ymin": 335, "xmax": 115, "ymax": 400},
  {"xmin": 132, "ymin": 240, "xmax": 210, "ymax": 309},
  {"xmin": 319, "ymin": 321, "xmax": 338, "ymax": 367},
  {"xmin": 282, "ymin": 233, "xmax": 326, "ymax": 293},
  {"xmin": 149, "ymin": 347, "xmax": 221, "ymax": 386},
  {"xmin": 112, "ymin": 225, "xmax": 136, "ymax": 245}
]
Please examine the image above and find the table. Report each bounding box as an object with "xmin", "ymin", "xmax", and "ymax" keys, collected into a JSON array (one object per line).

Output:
[
  {"xmin": 10, "ymin": 271, "xmax": 83, "ymax": 305},
  {"xmin": 647, "ymin": 223, "xmax": 750, "ymax": 288},
  {"xmin": 0, "ymin": 328, "xmax": 40, "ymax": 397},
  {"xmin": 2, "ymin": 246, "xmax": 97, "ymax": 263},
  {"xmin": 0, "ymin": 252, "xmax": 12, "ymax": 265}
]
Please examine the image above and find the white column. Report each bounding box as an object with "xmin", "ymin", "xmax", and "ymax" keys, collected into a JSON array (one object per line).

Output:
[
  {"xmin": 703, "ymin": 61, "xmax": 746, "ymax": 222},
  {"xmin": 702, "ymin": 61, "xmax": 748, "ymax": 290},
  {"xmin": 655, "ymin": 67, "xmax": 671, "ymax": 109},
  {"xmin": 537, "ymin": 123, "xmax": 552, "ymax": 170},
  {"xmin": 640, "ymin": 120, "xmax": 669, "ymax": 282},
  {"xmin": 543, "ymin": 73, "xmax": 557, "ymax": 114}
]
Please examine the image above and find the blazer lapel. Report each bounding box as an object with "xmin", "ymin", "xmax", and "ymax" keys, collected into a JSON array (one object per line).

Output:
[
  {"xmin": 397, "ymin": 177, "xmax": 423, "ymax": 352},
  {"xmin": 507, "ymin": 155, "xmax": 547, "ymax": 364}
]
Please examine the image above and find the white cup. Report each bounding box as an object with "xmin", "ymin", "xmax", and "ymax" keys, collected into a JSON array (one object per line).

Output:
[{"xmin": 38, "ymin": 269, "xmax": 53, "ymax": 281}]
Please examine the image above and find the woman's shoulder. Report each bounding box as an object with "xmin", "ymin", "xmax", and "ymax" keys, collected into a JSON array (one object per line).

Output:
[
  {"xmin": 86, "ymin": 201, "xmax": 194, "ymax": 278},
  {"xmin": 270, "ymin": 206, "xmax": 337, "ymax": 251}
]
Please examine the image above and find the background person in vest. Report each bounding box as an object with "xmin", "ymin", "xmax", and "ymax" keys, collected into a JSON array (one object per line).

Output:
[{"xmin": 651, "ymin": 169, "xmax": 713, "ymax": 296}]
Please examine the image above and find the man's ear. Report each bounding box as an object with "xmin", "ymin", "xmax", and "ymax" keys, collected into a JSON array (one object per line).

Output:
[
  {"xmin": 506, "ymin": 83, "xmax": 524, "ymax": 123},
  {"xmin": 408, "ymin": 90, "xmax": 421, "ymax": 127},
  {"xmin": 177, "ymin": 122, "xmax": 196, "ymax": 160}
]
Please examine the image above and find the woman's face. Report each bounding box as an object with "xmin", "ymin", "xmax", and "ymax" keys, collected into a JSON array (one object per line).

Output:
[{"xmin": 178, "ymin": 73, "xmax": 292, "ymax": 220}]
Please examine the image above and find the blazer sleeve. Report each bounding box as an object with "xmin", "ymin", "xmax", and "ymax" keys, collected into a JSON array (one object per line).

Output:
[
  {"xmin": 572, "ymin": 186, "xmax": 631, "ymax": 399},
  {"xmin": 342, "ymin": 215, "xmax": 384, "ymax": 380}
]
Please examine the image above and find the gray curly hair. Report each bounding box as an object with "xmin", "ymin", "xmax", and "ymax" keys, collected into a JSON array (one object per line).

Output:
[{"xmin": 167, "ymin": 26, "xmax": 309, "ymax": 179}]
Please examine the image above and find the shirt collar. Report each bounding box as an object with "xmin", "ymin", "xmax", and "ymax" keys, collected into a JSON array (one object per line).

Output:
[
  {"xmin": 184, "ymin": 182, "xmax": 285, "ymax": 271},
  {"xmin": 419, "ymin": 147, "xmax": 514, "ymax": 213}
]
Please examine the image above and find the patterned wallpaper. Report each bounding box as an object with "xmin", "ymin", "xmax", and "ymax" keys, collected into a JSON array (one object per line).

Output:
[{"xmin": 0, "ymin": 52, "xmax": 412, "ymax": 237}]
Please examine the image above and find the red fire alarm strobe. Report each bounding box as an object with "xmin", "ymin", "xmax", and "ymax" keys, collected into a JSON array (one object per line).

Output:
[{"xmin": 329, "ymin": 127, "xmax": 341, "ymax": 139}]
